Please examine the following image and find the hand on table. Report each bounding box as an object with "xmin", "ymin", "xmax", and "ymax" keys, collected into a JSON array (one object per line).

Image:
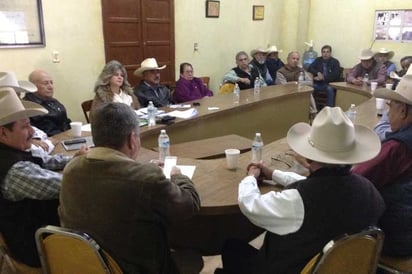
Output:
[{"xmin": 31, "ymin": 139, "xmax": 49, "ymax": 152}]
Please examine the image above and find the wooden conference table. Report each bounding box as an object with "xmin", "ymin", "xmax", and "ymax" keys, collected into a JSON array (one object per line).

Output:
[{"xmin": 54, "ymin": 84, "xmax": 380, "ymax": 255}]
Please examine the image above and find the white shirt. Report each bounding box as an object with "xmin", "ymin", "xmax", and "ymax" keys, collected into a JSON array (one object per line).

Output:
[
  {"xmin": 113, "ymin": 90, "xmax": 133, "ymax": 106},
  {"xmin": 238, "ymin": 170, "xmax": 306, "ymax": 235}
]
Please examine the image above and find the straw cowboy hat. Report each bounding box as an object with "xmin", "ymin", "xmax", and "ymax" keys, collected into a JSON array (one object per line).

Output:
[
  {"xmin": 287, "ymin": 107, "xmax": 380, "ymax": 164},
  {"xmin": 250, "ymin": 46, "xmax": 268, "ymax": 57},
  {"xmin": 266, "ymin": 45, "xmax": 283, "ymax": 54},
  {"xmin": 374, "ymin": 48, "xmax": 394, "ymax": 59},
  {"xmin": 374, "ymin": 65, "xmax": 412, "ymax": 105},
  {"xmin": 359, "ymin": 49, "xmax": 375, "ymax": 60},
  {"xmin": 134, "ymin": 58, "xmax": 166, "ymax": 77},
  {"xmin": 0, "ymin": 87, "xmax": 47, "ymax": 126},
  {"xmin": 0, "ymin": 71, "xmax": 37, "ymax": 93}
]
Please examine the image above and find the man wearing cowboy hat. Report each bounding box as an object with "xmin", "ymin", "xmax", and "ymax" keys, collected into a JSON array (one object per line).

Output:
[
  {"xmin": 352, "ymin": 67, "xmax": 412, "ymax": 257},
  {"xmin": 133, "ymin": 58, "xmax": 174, "ymax": 107},
  {"xmin": 0, "ymin": 87, "xmax": 88, "ymax": 266},
  {"xmin": 374, "ymin": 48, "xmax": 396, "ymax": 77},
  {"xmin": 347, "ymin": 48, "xmax": 386, "ymax": 86},
  {"xmin": 308, "ymin": 45, "xmax": 342, "ymax": 107},
  {"xmin": 265, "ymin": 45, "xmax": 284, "ymax": 83},
  {"xmin": 24, "ymin": 70, "xmax": 72, "ymax": 137},
  {"xmin": 250, "ymin": 46, "xmax": 274, "ymax": 85},
  {"xmin": 216, "ymin": 107, "xmax": 384, "ymax": 274}
]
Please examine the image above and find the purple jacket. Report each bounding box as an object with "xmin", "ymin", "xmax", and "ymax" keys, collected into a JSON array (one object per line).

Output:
[{"xmin": 173, "ymin": 77, "xmax": 213, "ymax": 103}]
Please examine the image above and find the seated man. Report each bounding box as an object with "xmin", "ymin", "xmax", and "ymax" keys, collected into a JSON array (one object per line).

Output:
[
  {"xmin": 59, "ymin": 102, "xmax": 201, "ymax": 274},
  {"xmin": 352, "ymin": 70, "xmax": 412, "ymax": 256},
  {"xmin": 265, "ymin": 45, "xmax": 284, "ymax": 84},
  {"xmin": 249, "ymin": 47, "xmax": 274, "ymax": 85},
  {"xmin": 308, "ymin": 45, "xmax": 341, "ymax": 107},
  {"xmin": 391, "ymin": 56, "xmax": 412, "ymax": 90},
  {"xmin": 173, "ymin": 62, "xmax": 213, "ymax": 103},
  {"xmin": 216, "ymin": 107, "xmax": 385, "ymax": 274},
  {"xmin": 222, "ymin": 51, "xmax": 264, "ymax": 90},
  {"xmin": 24, "ymin": 70, "xmax": 72, "ymax": 136},
  {"xmin": 346, "ymin": 49, "xmax": 386, "ymax": 87},
  {"xmin": 133, "ymin": 58, "xmax": 174, "ymax": 107},
  {"xmin": 276, "ymin": 51, "xmax": 313, "ymax": 85},
  {"xmin": 374, "ymin": 48, "xmax": 396, "ymax": 77},
  {"xmin": 0, "ymin": 87, "xmax": 87, "ymax": 267}
]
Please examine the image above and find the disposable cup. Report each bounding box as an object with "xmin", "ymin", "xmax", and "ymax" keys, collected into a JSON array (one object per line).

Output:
[
  {"xmin": 385, "ymin": 83, "xmax": 393, "ymax": 90},
  {"xmin": 70, "ymin": 121, "xmax": 83, "ymax": 137},
  {"xmin": 225, "ymin": 149, "xmax": 240, "ymax": 170},
  {"xmin": 375, "ymin": 98, "xmax": 385, "ymax": 116},
  {"xmin": 370, "ymin": 81, "xmax": 378, "ymax": 92}
]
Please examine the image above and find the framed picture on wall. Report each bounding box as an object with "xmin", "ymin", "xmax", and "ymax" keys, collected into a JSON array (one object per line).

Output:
[
  {"xmin": 0, "ymin": 0, "xmax": 45, "ymax": 48},
  {"xmin": 374, "ymin": 9, "xmax": 412, "ymax": 42},
  {"xmin": 253, "ymin": 5, "xmax": 264, "ymax": 21},
  {"xmin": 206, "ymin": 0, "xmax": 220, "ymax": 18}
]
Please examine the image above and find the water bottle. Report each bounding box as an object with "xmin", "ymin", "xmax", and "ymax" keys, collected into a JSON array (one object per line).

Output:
[
  {"xmin": 362, "ymin": 73, "xmax": 369, "ymax": 88},
  {"xmin": 303, "ymin": 46, "xmax": 318, "ymax": 71},
  {"xmin": 254, "ymin": 77, "xmax": 261, "ymax": 95},
  {"xmin": 233, "ymin": 83, "xmax": 240, "ymax": 104},
  {"xmin": 158, "ymin": 129, "xmax": 170, "ymax": 164},
  {"xmin": 147, "ymin": 101, "xmax": 157, "ymax": 127},
  {"xmin": 346, "ymin": 104, "xmax": 357, "ymax": 124},
  {"xmin": 298, "ymin": 71, "xmax": 305, "ymax": 90},
  {"xmin": 251, "ymin": 133, "xmax": 264, "ymax": 163}
]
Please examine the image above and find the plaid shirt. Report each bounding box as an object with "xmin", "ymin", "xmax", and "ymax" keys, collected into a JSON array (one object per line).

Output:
[{"xmin": 1, "ymin": 154, "xmax": 71, "ymax": 201}]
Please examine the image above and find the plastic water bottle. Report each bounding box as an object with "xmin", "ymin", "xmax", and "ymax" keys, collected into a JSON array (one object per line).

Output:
[
  {"xmin": 147, "ymin": 101, "xmax": 157, "ymax": 127},
  {"xmin": 362, "ymin": 73, "xmax": 369, "ymax": 88},
  {"xmin": 303, "ymin": 46, "xmax": 318, "ymax": 71},
  {"xmin": 158, "ymin": 129, "xmax": 170, "ymax": 164},
  {"xmin": 233, "ymin": 83, "xmax": 240, "ymax": 104},
  {"xmin": 254, "ymin": 77, "xmax": 261, "ymax": 96},
  {"xmin": 251, "ymin": 133, "xmax": 264, "ymax": 163},
  {"xmin": 298, "ymin": 71, "xmax": 305, "ymax": 90},
  {"xmin": 346, "ymin": 104, "xmax": 357, "ymax": 124}
]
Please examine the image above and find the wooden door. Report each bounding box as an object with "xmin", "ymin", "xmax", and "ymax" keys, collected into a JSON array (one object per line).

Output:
[{"xmin": 101, "ymin": 0, "xmax": 175, "ymax": 87}]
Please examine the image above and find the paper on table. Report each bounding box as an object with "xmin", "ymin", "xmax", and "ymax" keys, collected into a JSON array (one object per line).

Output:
[
  {"xmin": 169, "ymin": 104, "xmax": 191, "ymax": 109},
  {"xmin": 162, "ymin": 156, "xmax": 196, "ymax": 179},
  {"xmin": 81, "ymin": 123, "xmax": 92, "ymax": 132},
  {"xmin": 176, "ymin": 165, "xmax": 196, "ymax": 179},
  {"xmin": 135, "ymin": 108, "xmax": 165, "ymax": 117},
  {"xmin": 167, "ymin": 108, "xmax": 198, "ymax": 119}
]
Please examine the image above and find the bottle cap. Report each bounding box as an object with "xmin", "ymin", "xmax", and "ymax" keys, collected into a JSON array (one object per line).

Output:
[
  {"xmin": 160, "ymin": 129, "xmax": 166, "ymax": 133},
  {"xmin": 256, "ymin": 133, "xmax": 261, "ymax": 136}
]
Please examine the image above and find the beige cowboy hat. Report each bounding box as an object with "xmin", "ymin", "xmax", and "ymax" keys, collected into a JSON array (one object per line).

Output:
[
  {"xmin": 266, "ymin": 45, "xmax": 283, "ymax": 54},
  {"xmin": 0, "ymin": 87, "xmax": 47, "ymax": 126},
  {"xmin": 287, "ymin": 107, "xmax": 380, "ymax": 164},
  {"xmin": 374, "ymin": 65, "xmax": 412, "ymax": 105},
  {"xmin": 134, "ymin": 58, "xmax": 166, "ymax": 77},
  {"xmin": 250, "ymin": 46, "xmax": 268, "ymax": 57},
  {"xmin": 0, "ymin": 71, "xmax": 37, "ymax": 93},
  {"xmin": 359, "ymin": 49, "xmax": 375, "ymax": 60},
  {"xmin": 374, "ymin": 48, "xmax": 394, "ymax": 60}
]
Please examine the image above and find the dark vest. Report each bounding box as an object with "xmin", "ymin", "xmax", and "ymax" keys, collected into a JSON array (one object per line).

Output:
[
  {"xmin": 277, "ymin": 66, "xmax": 304, "ymax": 82},
  {"xmin": 0, "ymin": 143, "xmax": 59, "ymax": 267},
  {"xmin": 254, "ymin": 167, "xmax": 385, "ymax": 274},
  {"xmin": 232, "ymin": 67, "xmax": 260, "ymax": 90}
]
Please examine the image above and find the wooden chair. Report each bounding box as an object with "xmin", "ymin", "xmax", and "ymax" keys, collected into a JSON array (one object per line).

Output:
[
  {"xmin": 35, "ymin": 225, "xmax": 123, "ymax": 274},
  {"xmin": 199, "ymin": 76, "xmax": 210, "ymax": 88},
  {"xmin": 219, "ymin": 83, "xmax": 235, "ymax": 94},
  {"xmin": 378, "ymin": 255, "xmax": 412, "ymax": 273},
  {"xmin": 81, "ymin": 99, "xmax": 93, "ymax": 123},
  {"xmin": 0, "ymin": 233, "xmax": 41, "ymax": 274},
  {"xmin": 300, "ymin": 226, "xmax": 384, "ymax": 274}
]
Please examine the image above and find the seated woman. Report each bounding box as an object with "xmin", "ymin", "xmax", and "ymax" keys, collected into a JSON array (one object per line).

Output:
[
  {"xmin": 173, "ymin": 62, "xmax": 213, "ymax": 103},
  {"xmin": 91, "ymin": 60, "xmax": 139, "ymax": 121}
]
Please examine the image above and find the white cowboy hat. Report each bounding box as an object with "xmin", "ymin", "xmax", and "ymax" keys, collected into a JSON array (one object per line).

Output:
[
  {"xmin": 0, "ymin": 87, "xmax": 47, "ymax": 126},
  {"xmin": 359, "ymin": 49, "xmax": 375, "ymax": 60},
  {"xmin": 374, "ymin": 65, "xmax": 412, "ymax": 105},
  {"xmin": 287, "ymin": 107, "xmax": 380, "ymax": 164},
  {"xmin": 0, "ymin": 71, "xmax": 37, "ymax": 93},
  {"xmin": 266, "ymin": 45, "xmax": 283, "ymax": 54},
  {"xmin": 134, "ymin": 58, "xmax": 166, "ymax": 77},
  {"xmin": 374, "ymin": 48, "xmax": 394, "ymax": 60},
  {"xmin": 250, "ymin": 47, "xmax": 268, "ymax": 57}
]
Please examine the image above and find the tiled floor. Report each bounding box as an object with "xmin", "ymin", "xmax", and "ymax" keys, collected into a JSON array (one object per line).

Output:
[{"xmin": 199, "ymin": 233, "xmax": 265, "ymax": 274}]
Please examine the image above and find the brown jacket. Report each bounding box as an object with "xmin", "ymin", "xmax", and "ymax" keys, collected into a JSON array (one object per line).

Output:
[{"xmin": 59, "ymin": 147, "xmax": 200, "ymax": 274}]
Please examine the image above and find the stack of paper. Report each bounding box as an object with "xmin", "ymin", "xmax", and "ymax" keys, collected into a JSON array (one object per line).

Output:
[{"xmin": 167, "ymin": 108, "xmax": 198, "ymax": 119}]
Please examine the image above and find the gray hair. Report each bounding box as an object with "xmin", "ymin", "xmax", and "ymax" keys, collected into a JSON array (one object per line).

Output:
[
  {"xmin": 94, "ymin": 60, "xmax": 131, "ymax": 92},
  {"xmin": 235, "ymin": 51, "xmax": 248, "ymax": 61},
  {"xmin": 91, "ymin": 102, "xmax": 139, "ymax": 149}
]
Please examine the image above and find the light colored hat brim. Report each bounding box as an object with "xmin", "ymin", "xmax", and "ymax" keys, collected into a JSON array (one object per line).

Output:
[
  {"xmin": 287, "ymin": 122, "xmax": 381, "ymax": 164},
  {"xmin": 374, "ymin": 50, "xmax": 394, "ymax": 60},
  {"xmin": 134, "ymin": 65, "xmax": 166, "ymax": 77},
  {"xmin": 1, "ymin": 81, "xmax": 37, "ymax": 93},
  {"xmin": 0, "ymin": 100, "xmax": 47, "ymax": 126},
  {"xmin": 250, "ymin": 49, "xmax": 268, "ymax": 57},
  {"xmin": 374, "ymin": 87, "xmax": 412, "ymax": 105}
]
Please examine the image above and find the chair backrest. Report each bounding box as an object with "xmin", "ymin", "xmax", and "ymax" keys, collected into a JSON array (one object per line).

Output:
[
  {"xmin": 219, "ymin": 83, "xmax": 235, "ymax": 94},
  {"xmin": 199, "ymin": 76, "xmax": 210, "ymax": 88},
  {"xmin": 81, "ymin": 99, "xmax": 93, "ymax": 123},
  {"xmin": 35, "ymin": 225, "xmax": 123, "ymax": 274},
  {"xmin": 301, "ymin": 227, "xmax": 384, "ymax": 274}
]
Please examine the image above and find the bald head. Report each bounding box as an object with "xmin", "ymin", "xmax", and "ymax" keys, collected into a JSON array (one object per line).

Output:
[{"xmin": 29, "ymin": 70, "xmax": 54, "ymax": 99}]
